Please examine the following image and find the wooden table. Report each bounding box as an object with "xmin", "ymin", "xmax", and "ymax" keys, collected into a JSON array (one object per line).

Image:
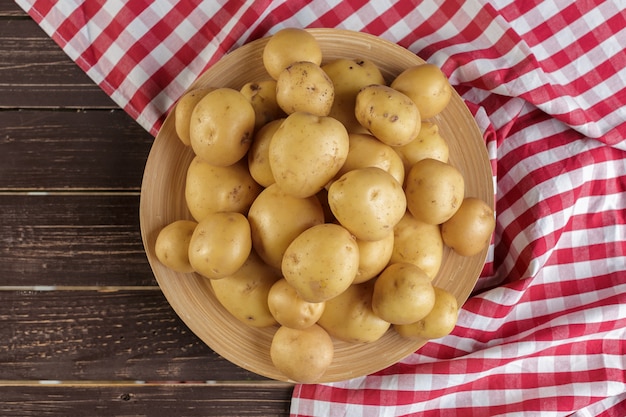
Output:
[{"xmin": 0, "ymin": 3, "xmax": 293, "ymax": 415}]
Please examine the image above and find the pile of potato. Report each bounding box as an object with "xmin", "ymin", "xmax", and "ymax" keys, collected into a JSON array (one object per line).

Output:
[{"xmin": 154, "ymin": 28, "xmax": 495, "ymax": 383}]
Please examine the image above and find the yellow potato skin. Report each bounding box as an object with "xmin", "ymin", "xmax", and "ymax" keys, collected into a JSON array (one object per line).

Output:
[
  {"xmin": 353, "ymin": 232, "xmax": 394, "ymax": 284},
  {"xmin": 281, "ymin": 223, "xmax": 359, "ymax": 303},
  {"xmin": 394, "ymin": 121, "xmax": 449, "ymax": 176},
  {"xmin": 240, "ymin": 79, "xmax": 284, "ymax": 131},
  {"xmin": 355, "ymin": 84, "xmax": 421, "ymax": 147},
  {"xmin": 188, "ymin": 212, "xmax": 252, "ymax": 280},
  {"xmin": 267, "ymin": 278, "xmax": 326, "ymax": 330},
  {"xmin": 174, "ymin": 87, "xmax": 216, "ymax": 146},
  {"xmin": 441, "ymin": 197, "xmax": 495, "ymax": 256},
  {"xmin": 189, "ymin": 87, "xmax": 255, "ymax": 167},
  {"xmin": 210, "ymin": 250, "xmax": 280, "ymax": 328},
  {"xmin": 270, "ymin": 324, "xmax": 334, "ymax": 383},
  {"xmin": 262, "ymin": 28, "xmax": 323, "ymax": 80},
  {"xmin": 276, "ymin": 61, "xmax": 335, "ymax": 116},
  {"xmin": 391, "ymin": 63, "xmax": 452, "ymax": 120},
  {"xmin": 155, "ymin": 220, "xmax": 198, "ymax": 273},
  {"xmin": 394, "ymin": 287, "xmax": 459, "ymax": 340},
  {"xmin": 247, "ymin": 118, "xmax": 284, "ymax": 187},
  {"xmin": 185, "ymin": 156, "xmax": 262, "ymax": 222}
]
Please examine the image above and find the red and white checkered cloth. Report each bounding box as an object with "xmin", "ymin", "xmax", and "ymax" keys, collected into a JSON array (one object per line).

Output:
[{"xmin": 16, "ymin": 0, "xmax": 626, "ymax": 415}]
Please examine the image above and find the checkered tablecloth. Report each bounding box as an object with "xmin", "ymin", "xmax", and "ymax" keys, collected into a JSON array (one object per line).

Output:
[{"xmin": 16, "ymin": 1, "xmax": 626, "ymax": 415}]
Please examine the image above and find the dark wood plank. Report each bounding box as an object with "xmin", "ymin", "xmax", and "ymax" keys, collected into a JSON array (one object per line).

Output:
[
  {"xmin": 0, "ymin": 194, "xmax": 157, "ymax": 287},
  {"xmin": 0, "ymin": 1, "xmax": 29, "ymax": 16},
  {"xmin": 0, "ymin": 110, "xmax": 153, "ymax": 190},
  {"xmin": 0, "ymin": 290, "xmax": 274, "ymax": 382},
  {"xmin": 0, "ymin": 383, "xmax": 293, "ymax": 416},
  {"xmin": 0, "ymin": 19, "xmax": 117, "ymax": 108}
]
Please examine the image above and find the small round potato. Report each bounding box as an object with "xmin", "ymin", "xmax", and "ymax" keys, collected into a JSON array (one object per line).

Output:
[
  {"xmin": 269, "ymin": 112, "xmax": 349, "ymax": 198},
  {"xmin": 188, "ymin": 212, "xmax": 252, "ymax": 280},
  {"xmin": 327, "ymin": 167, "xmax": 406, "ymax": 241},
  {"xmin": 317, "ymin": 280, "xmax": 390, "ymax": 343},
  {"xmin": 372, "ymin": 263, "xmax": 436, "ymax": 325},
  {"xmin": 394, "ymin": 287, "xmax": 459, "ymax": 340},
  {"xmin": 391, "ymin": 63, "xmax": 452, "ymax": 119},
  {"xmin": 394, "ymin": 121, "xmax": 449, "ymax": 175},
  {"xmin": 282, "ymin": 223, "xmax": 359, "ymax": 303},
  {"xmin": 154, "ymin": 220, "xmax": 198, "ymax": 273},
  {"xmin": 247, "ymin": 118, "xmax": 284, "ymax": 187},
  {"xmin": 189, "ymin": 87, "xmax": 255, "ymax": 166},
  {"xmin": 174, "ymin": 87, "xmax": 215, "ymax": 146},
  {"xmin": 390, "ymin": 211, "xmax": 443, "ymax": 280},
  {"xmin": 441, "ymin": 197, "xmax": 495, "ymax": 256},
  {"xmin": 270, "ymin": 324, "xmax": 334, "ymax": 383},
  {"xmin": 210, "ymin": 250, "xmax": 280, "ymax": 328},
  {"xmin": 185, "ymin": 156, "xmax": 262, "ymax": 222},
  {"xmin": 276, "ymin": 61, "xmax": 335, "ymax": 116},
  {"xmin": 262, "ymin": 28, "xmax": 322, "ymax": 80},
  {"xmin": 353, "ymin": 232, "xmax": 394, "ymax": 284},
  {"xmin": 240, "ymin": 79, "xmax": 284, "ymax": 131},
  {"xmin": 405, "ymin": 158, "xmax": 465, "ymax": 225},
  {"xmin": 267, "ymin": 278, "xmax": 326, "ymax": 330},
  {"xmin": 355, "ymin": 84, "xmax": 421, "ymax": 147},
  {"xmin": 247, "ymin": 183, "xmax": 325, "ymax": 270}
]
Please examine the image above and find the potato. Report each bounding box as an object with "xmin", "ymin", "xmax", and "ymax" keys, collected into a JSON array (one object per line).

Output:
[
  {"xmin": 269, "ymin": 111, "xmax": 349, "ymax": 198},
  {"xmin": 247, "ymin": 118, "xmax": 284, "ymax": 187},
  {"xmin": 390, "ymin": 211, "xmax": 443, "ymax": 280},
  {"xmin": 210, "ymin": 250, "xmax": 280, "ymax": 328},
  {"xmin": 189, "ymin": 87, "xmax": 255, "ymax": 166},
  {"xmin": 185, "ymin": 156, "xmax": 262, "ymax": 222},
  {"xmin": 247, "ymin": 183, "xmax": 325, "ymax": 270},
  {"xmin": 276, "ymin": 61, "xmax": 334, "ymax": 116},
  {"xmin": 262, "ymin": 28, "xmax": 322, "ymax": 80},
  {"xmin": 174, "ymin": 87, "xmax": 215, "ymax": 146},
  {"xmin": 355, "ymin": 84, "xmax": 421, "ymax": 147},
  {"xmin": 372, "ymin": 263, "xmax": 436, "ymax": 325},
  {"xmin": 267, "ymin": 278, "xmax": 325, "ymax": 329},
  {"xmin": 394, "ymin": 121, "xmax": 449, "ymax": 176},
  {"xmin": 353, "ymin": 231, "xmax": 394, "ymax": 284},
  {"xmin": 282, "ymin": 223, "xmax": 359, "ymax": 303},
  {"xmin": 391, "ymin": 63, "xmax": 452, "ymax": 119},
  {"xmin": 240, "ymin": 79, "xmax": 284, "ymax": 131},
  {"xmin": 188, "ymin": 212, "xmax": 252, "ymax": 280},
  {"xmin": 394, "ymin": 287, "xmax": 458, "ymax": 340},
  {"xmin": 441, "ymin": 197, "xmax": 495, "ymax": 256},
  {"xmin": 327, "ymin": 167, "xmax": 406, "ymax": 241},
  {"xmin": 154, "ymin": 220, "xmax": 198, "ymax": 273},
  {"xmin": 334, "ymin": 133, "xmax": 405, "ymax": 186},
  {"xmin": 322, "ymin": 58, "xmax": 385, "ymax": 133},
  {"xmin": 317, "ymin": 280, "xmax": 390, "ymax": 343},
  {"xmin": 270, "ymin": 324, "xmax": 333, "ymax": 383},
  {"xmin": 405, "ymin": 158, "xmax": 465, "ymax": 225}
]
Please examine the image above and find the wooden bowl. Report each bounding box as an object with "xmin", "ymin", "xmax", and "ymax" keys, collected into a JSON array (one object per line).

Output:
[{"xmin": 140, "ymin": 29, "xmax": 493, "ymax": 383}]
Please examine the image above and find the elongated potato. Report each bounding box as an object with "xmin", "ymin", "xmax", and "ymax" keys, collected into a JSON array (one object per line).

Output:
[
  {"xmin": 155, "ymin": 220, "xmax": 198, "ymax": 273},
  {"xmin": 174, "ymin": 87, "xmax": 215, "ymax": 146},
  {"xmin": 276, "ymin": 61, "xmax": 335, "ymax": 116}
]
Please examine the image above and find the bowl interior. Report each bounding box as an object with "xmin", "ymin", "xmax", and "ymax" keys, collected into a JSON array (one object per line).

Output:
[{"xmin": 140, "ymin": 28, "xmax": 493, "ymax": 383}]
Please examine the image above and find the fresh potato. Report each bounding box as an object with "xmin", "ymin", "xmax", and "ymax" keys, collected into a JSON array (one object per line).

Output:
[
  {"xmin": 322, "ymin": 58, "xmax": 385, "ymax": 133},
  {"xmin": 267, "ymin": 278, "xmax": 325, "ymax": 329},
  {"xmin": 270, "ymin": 324, "xmax": 334, "ymax": 383},
  {"xmin": 189, "ymin": 87, "xmax": 255, "ymax": 166},
  {"xmin": 372, "ymin": 263, "xmax": 436, "ymax": 325},
  {"xmin": 353, "ymin": 232, "xmax": 394, "ymax": 284},
  {"xmin": 441, "ymin": 197, "xmax": 495, "ymax": 256},
  {"xmin": 247, "ymin": 183, "xmax": 325, "ymax": 270},
  {"xmin": 327, "ymin": 167, "xmax": 406, "ymax": 241},
  {"xmin": 334, "ymin": 133, "xmax": 405, "ymax": 186},
  {"xmin": 262, "ymin": 28, "xmax": 322, "ymax": 80},
  {"xmin": 391, "ymin": 63, "xmax": 452, "ymax": 119},
  {"xmin": 240, "ymin": 79, "xmax": 284, "ymax": 131},
  {"xmin": 185, "ymin": 156, "xmax": 262, "ymax": 222},
  {"xmin": 394, "ymin": 287, "xmax": 458, "ymax": 340},
  {"xmin": 355, "ymin": 84, "xmax": 421, "ymax": 147},
  {"xmin": 269, "ymin": 111, "xmax": 349, "ymax": 198},
  {"xmin": 394, "ymin": 121, "xmax": 449, "ymax": 176},
  {"xmin": 276, "ymin": 61, "xmax": 334, "ymax": 116},
  {"xmin": 154, "ymin": 220, "xmax": 198, "ymax": 273},
  {"xmin": 247, "ymin": 118, "xmax": 284, "ymax": 187},
  {"xmin": 188, "ymin": 212, "xmax": 252, "ymax": 280},
  {"xmin": 210, "ymin": 250, "xmax": 280, "ymax": 328},
  {"xmin": 405, "ymin": 158, "xmax": 465, "ymax": 225},
  {"xmin": 390, "ymin": 211, "xmax": 443, "ymax": 280},
  {"xmin": 282, "ymin": 223, "xmax": 359, "ymax": 303},
  {"xmin": 174, "ymin": 87, "xmax": 215, "ymax": 146},
  {"xmin": 317, "ymin": 280, "xmax": 390, "ymax": 343}
]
